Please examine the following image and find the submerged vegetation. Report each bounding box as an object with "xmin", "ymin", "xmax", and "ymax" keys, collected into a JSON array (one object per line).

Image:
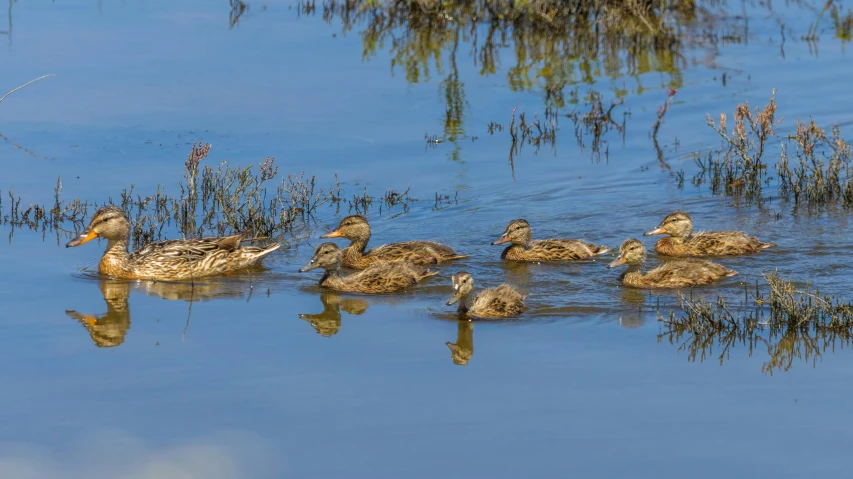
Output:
[
  {"xmin": 0, "ymin": 143, "xmax": 442, "ymax": 248},
  {"xmin": 659, "ymin": 272, "xmax": 853, "ymax": 374}
]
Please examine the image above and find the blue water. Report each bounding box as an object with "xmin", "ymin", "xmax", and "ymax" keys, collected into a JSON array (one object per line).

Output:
[{"xmin": 1, "ymin": 1, "xmax": 852, "ymax": 477}]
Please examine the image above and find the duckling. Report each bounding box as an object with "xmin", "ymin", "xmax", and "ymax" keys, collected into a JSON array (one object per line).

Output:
[
  {"xmin": 446, "ymin": 271, "xmax": 525, "ymax": 318},
  {"xmin": 66, "ymin": 206, "xmax": 279, "ymax": 281},
  {"xmin": 608, "ymin": 239, "xmax": 737, "ymax": 288},
  {"xmin": 491, "ymin": 219, "xmax": 610, "ymax": 261},
  {"xmin": 644, "ymin": 211, "xmax": 775, "ymax": 257},
  {"xmin": 299, "ymin": 242, "xmax": 436, "ymax": 294},
  {"xmin": 320, "ymin": 214, "xmax": 467, "ymax": 269}
]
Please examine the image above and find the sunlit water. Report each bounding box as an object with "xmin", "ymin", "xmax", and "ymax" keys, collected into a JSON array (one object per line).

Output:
[{"xmin": 1, "ymin": 1, "xmax": 852, "ymax": 477}]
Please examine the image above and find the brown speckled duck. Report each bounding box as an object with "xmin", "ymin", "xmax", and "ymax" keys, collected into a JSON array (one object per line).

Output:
[
  {"xmin": 644, "ymin": 211, "xmax": 775, "ymax": 257},
  {"xmin": 320, "ymin": 214, "xmax": 467, "ymax": 269},
  {"xmin": 492, "ymin": 219, "xmax": 610, "ymax": 261},
  {"xmin": 608, "ymin": 239, "xmax": 737, "ymax": 288},
  {"xmin": 66, "ymin": 206, "xmax": 280, "ymax": 281},
  {"xmin": 299, "ymin": 242, "xmax": 436, "ymax": 294},
  {"xmin": 446, "ymin": 272, "xmax": 525, "ymax": 319}
]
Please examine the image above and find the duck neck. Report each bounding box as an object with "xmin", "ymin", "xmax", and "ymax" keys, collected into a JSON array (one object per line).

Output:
[
  {"xmin": 621, "ymin": 261, "xmax": 645, "ymax": 283},
  {"xmin": 320, "ymin": 267, "xmax": 345, "ymax": 288},
  {"xmin": 349, "ymin": 233, "xmax": 370, "ymax": 255},
  {"xmin": 99, "ymin": 238, "xmax": 133, "ymax": 276},
  {"xmin": 456, "ymin": 292, "xmax": 473, "ymax": 314}
]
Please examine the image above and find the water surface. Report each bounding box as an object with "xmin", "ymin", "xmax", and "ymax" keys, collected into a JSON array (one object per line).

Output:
[{"xmin": 1, "ymin": 1, "xmax": 852, "ymax": 477}]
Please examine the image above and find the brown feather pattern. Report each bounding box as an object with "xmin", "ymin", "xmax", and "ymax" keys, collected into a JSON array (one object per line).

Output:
[
  {"xmin": 301, "ymin": 242, "xmax": 436, "ymax": 294},
  {"xmin": 447, "ymin": 272, "xmax": 525, "ymax": 318},
  {"xmin": 69, "ymin": 206, "xmax": 279, "ymax": 281},
  {"xmin": 646, "ymin": 211, "xmax": 775, "ymax": 257},
  {"xmin": 322, "ymin": 215, "xmax": 467, "ymax": 269},
  {"xmin": 494, "ymin": 219, "xmax": 610, "ymax": 262},
  {"xmin": 610, "ymin": 239, "xmax": 737, "ymax": 289}
]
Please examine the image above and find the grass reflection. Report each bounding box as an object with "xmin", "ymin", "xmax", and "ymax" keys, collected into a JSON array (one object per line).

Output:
[{"xmin": 659, "ymin": 271, "xmax": 853, "ymax": 374}]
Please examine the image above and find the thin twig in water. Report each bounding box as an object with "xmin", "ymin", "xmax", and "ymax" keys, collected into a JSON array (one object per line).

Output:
[{"xmin": 0, "ymin": 74, "xmax": 55, "ymax": 105}]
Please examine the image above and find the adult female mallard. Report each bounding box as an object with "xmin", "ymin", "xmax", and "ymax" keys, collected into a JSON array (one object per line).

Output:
[
  {"xmin": 644, "ymin": 211, "xmax": 775, "ymax": 256},
  {"xmin": 299, "ymin": 242, "xmax": 436, "ymax": 294},
  {"xmin": 445, "ymin": 271, "xmax": 525, "ymax": 319},
  {"xmin": 608, "ymin": 239, "xmax": 737, "ymax": 288},
  {"xmin": 66, "ymin": 206, "xmax": 279, "ymax": 281},
  {"xmin": 320, "ymin": 214, "xmax": 467, "ymax": 269},
  {"xmin": 491, "ymin": 219, "xmax": 610, "ymax": 261}
]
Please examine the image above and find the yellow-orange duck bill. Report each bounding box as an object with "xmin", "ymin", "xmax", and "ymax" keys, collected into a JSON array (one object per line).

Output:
[
  {"xmin": 319, "ymin": 229, "xmax": 343, "ymax": 239},
  {"xmin": 66, "ymin": 230, "xmax": 98, "ymax": 248},
  {"xmin": 643, "ymin": 226, "xmax": 667, "ymax": 236},
  {"xmin": 608, "ymin": 254, "xmax": 627, "ymax": 268}
]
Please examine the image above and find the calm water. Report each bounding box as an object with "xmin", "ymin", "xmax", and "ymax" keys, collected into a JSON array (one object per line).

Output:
[{"xmin": 2, "ymin": 1, "xmax": 853, "ymax": 477}]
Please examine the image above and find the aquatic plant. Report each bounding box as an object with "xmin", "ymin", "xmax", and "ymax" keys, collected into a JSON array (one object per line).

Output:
[
  {"xmin": 689, "ymin": 91, "xmax": 853, "ymax": 210},
  {"xmin": 0, "ymin": 143, "xmax": 447, "ymax": 248},
  {"xmin": 659, "ymin": 271, "xmax": 853, "ymax": 374}
]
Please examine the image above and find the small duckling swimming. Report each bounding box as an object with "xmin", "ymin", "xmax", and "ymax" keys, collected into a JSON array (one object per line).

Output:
[
  {"xmin": 644, "ymin": 211, "xmax": 775, "ymax": 257},
  {"xmin": 445, "ymin": 272, "xmax": 525, "ymax": 319},
  {"xmin": 492, "ymin": 219, "xmax": 610, "ymax": 261},
  {"xmin": 608, "ymin": 239, "xmax": 737, "ymax": 288},
  {"xmin": 320, "ymin": 214, "xmax": 467, "ymax": 269},
  {"xmin": 299, "ymin": 242, "xmax": 436, "ymax": 294},
  {"xmin": 66, "ymin": 206, "xmax": 280, "ymax": 281}
]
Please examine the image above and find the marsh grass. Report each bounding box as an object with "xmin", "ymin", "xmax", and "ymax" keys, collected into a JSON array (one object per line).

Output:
[
  {"xmin": 0, "ymin": 143, "xmax": 436, "ymax": 248},
  {"xmin": 659, "ymin": 271, "xmax": 853, "ymax": 374},
  {"xmin": 689, "ymin": 91, "xmax": 852, "ymax": 210}
]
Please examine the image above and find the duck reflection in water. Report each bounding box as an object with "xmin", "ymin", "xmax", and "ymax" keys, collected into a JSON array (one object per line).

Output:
[
  {"xmin": 66, "ymin": 280, "xmax": 132, "ymax": 348},
  {"xmin": 299, "ymin": 292, "xmax": 369, "ymax": 337},
  {"xmin": 446, "ymin": 321, "xmax": 474, "ymax": 366},
  {"xmin": 617, "ymin": 288, "xmax": 647, "ymax": 328},
  {"xmin": 67, "ymin": 278, "xmax": 252, "ymax": 348}
]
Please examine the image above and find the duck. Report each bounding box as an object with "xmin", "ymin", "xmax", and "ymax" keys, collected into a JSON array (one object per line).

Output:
[
  {"xmin": 65, "ymin": 206, "xmax": 280, "ymax": 281},
  {"xmin": 491, "ymin": 219, "xmax": 610, "ymax": 261},
  {"xmin": 298, "ymin": 242, "xmax": 437, "ymax": 294},
  {"xmin": 320, "ymin": 214, "xmax": 467, "ymax": 269},
  {"xmin": 445, "ymin": 271, "xmax": 525, "ymax": 318},
  {"xmin": 608, "ymin": 239, "xmax": 737, "ymax": 288},
  {"xmin": 644, "ymin": 211, "xmax": 775, "ymax": 256}
]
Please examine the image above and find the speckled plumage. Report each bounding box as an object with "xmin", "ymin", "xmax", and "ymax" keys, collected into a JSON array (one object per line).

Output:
[
  {"xmin": 609, "ymin": 239, "xmax": 737, "ymax": 289},
  {"xmin": 320, "ymin": 214, "xmax": 467, "ymax": 269},
  {"xmin": 446, "ymin": 272, "xmax": 526, "ymax": 319},
  {"xmin": 645, "ymin": 211, "xmax": 775, "ymax": 257},
  {"xmin": 299, "ymin": 242, "xmax": 437, "ymax": 294},
  {"xmin": 66, "ymin": 206, "xmax": 280, "ymax": 281},
  {"xmin": 492, "ymin": 219, "xmax": 610, "ymax": 261}
]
